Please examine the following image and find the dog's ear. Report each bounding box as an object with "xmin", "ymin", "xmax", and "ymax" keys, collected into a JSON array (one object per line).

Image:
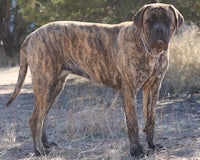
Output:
[
  {"xmin": 133, "ymin": 4, "xmax": 150, "ymax": 31},
  {"xmin": 169, "ymin": 5, "xmax": 184, "ymax": 33}
]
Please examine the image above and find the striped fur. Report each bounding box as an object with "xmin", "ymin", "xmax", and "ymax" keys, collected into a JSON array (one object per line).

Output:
[{"xmin": 7, "ymin": 3, "xmax": 183, "ymax": 157}]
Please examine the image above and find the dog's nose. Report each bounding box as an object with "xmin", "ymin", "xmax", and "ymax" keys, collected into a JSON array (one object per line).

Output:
[
  {"xmin": 156, "ymin": 27, "xmax": 164, "ymax": 34},
  {"xmin": 154, "ymin": 25, "xmax": 165, "ymax": 35}
]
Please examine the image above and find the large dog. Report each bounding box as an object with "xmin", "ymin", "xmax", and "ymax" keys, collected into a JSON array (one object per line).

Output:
[{"xmin": 7, "ymin": 3, "xmax": 183, "ymax": 157}]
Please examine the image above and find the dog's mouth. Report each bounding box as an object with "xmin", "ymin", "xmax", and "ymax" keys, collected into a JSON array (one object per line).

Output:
[
  {"xmin": 140, "ymin": 34, "xmax": 168, "ymax": 58},
  {"xmin": 151, "ymin": 40, "xmax": 168, "ymax": 53}
]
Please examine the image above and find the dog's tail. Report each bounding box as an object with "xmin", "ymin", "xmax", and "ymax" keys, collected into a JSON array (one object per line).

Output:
[{"xmin": 7, "ymin": 40, "xmax": 29, "ymax": 106}]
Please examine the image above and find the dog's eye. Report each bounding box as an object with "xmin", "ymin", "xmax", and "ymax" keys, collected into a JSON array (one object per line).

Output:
[
  {"xmin": 163, "ymin": 18, "xmax": 171, "ymax": 24},
  {"xmin": 147, "ymin": 18, "xmax": 154, "ymax": 23}
]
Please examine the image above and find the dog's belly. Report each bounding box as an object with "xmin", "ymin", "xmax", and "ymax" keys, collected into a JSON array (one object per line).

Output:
[{"xmin": 63, "ymin": 52, "xmax": 122, "ymax": 89}]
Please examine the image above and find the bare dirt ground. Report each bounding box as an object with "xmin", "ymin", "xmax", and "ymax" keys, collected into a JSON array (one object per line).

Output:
[{"xmin": 0, "ymin": 67, "xmax": 199, "ymax": 160}]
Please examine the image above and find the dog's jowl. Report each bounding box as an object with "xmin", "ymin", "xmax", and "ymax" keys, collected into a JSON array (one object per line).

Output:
[{"xmin": 7, "ymin": 3, "xmax": 183, "ymax": 157}]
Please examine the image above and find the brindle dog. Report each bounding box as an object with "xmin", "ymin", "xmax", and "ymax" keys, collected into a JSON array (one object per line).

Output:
[{"xmin": 7, "ymin": 3, "xmax": 183, "ymax": 157}]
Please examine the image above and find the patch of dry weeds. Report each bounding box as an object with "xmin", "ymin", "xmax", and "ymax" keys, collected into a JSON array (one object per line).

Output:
[{"xmin": 0, "ymin": 67, "xmax": 199, "ymax": 160}]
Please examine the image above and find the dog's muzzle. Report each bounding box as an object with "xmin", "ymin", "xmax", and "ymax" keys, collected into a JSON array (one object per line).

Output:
[{"xmin": 151, "ymin": 24, "xmax": 168, "ymax": 53}]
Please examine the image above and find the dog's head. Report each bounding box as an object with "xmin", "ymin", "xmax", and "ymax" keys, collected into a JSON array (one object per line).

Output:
[{"xmin": 133, "ymin": 3, "xmax": 184, "ymax": 54}]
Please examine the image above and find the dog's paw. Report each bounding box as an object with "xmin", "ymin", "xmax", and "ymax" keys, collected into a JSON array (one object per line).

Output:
[
  {"xmin": 149, "ymin": 143, "xmax": 164, "ymax": 151},
  {"xmin": 130, "ymin": 145, "xmax": 145, "ymax": 157},
  {"xmin": 146, "ymin": 143, "xmax": 165, "ymax": 156},
  {"xmin": 34, "ymin": 147, "xmax": 51, "ymax": 156},
  {"xmin": 43, "ymin": 141, "xmax": 58, "ymax": 148}
]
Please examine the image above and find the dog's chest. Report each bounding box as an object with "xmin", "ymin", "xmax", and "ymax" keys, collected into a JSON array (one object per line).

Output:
[{"xmin": 135, "ymin": 57, "xmax": 163, "ymax": 88}]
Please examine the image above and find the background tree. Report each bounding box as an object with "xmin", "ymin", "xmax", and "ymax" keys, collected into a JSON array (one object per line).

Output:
[
  {"xmin": 18, "ymin": 0, "xmax": 200, "ymax": 27},
  {"xmin": 0, "ymin": 0, "xmax": 28, "ymax": 57}
]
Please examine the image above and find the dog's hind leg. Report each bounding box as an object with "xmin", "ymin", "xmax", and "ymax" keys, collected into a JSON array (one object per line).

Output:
[
  {"xmin": 42, "ymin": 75, "xmax": 66, "ymax": 149},
  {"xmin": 29, "ymin": 67, "xmax": 67, "ymax": 156}
]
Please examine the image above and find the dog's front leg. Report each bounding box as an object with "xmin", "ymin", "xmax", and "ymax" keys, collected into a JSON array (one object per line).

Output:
[
  {"xmin": 121, "ymin": 83, "xmax": 144, "ymax": 157},
  {"xmin": 143, "ymin": 76, "xmax": 162, "ymax": 150}
]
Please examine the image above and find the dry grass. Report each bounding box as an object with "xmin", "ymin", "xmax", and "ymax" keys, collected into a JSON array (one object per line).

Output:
[
  {"xmin": 0, "ymin": 69, "xmax": 199, "ymax": 160},
  {"xmin": 163, "ymin": 24, "xmax": 200, "ymax": 94}
]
